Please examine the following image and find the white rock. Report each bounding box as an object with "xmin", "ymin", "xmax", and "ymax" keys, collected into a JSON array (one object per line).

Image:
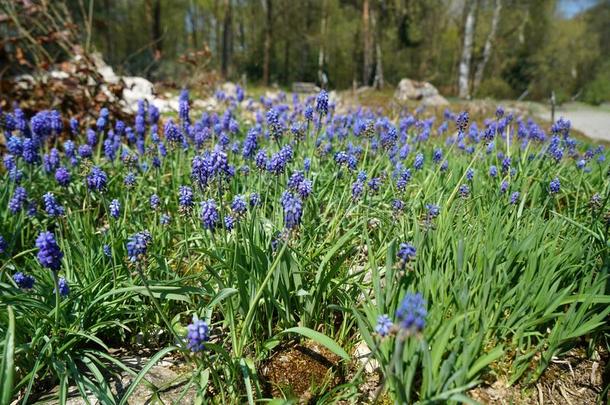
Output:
[
  {"xmin": 121, "ymin": 76, "xmax": 173, "ymax": 113},
  {"xmin": 90, "ymin": 52, "xmax": 120, "ymax": 84},
  {"xmin": 49, "ymin": 70, "xmax": 69, "ymax": 80},
  {"xmin": 13, "ymin": 74, "xmax": 34, "ymax": 90},
  {"xmin": 353, "ymin": 340, "xmax": 380, "ymax": 373}
]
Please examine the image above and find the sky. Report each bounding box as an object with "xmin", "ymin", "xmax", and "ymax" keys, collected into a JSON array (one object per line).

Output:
[{"xmin": 557, "ymin": 0, "xmax": 599, "ymax": 17}]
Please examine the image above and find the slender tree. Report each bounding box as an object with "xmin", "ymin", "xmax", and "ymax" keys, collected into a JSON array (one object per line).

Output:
[
  {"xmin": 372, "ymin": 3, "xmax": 383, "ymax": 89},
  {"xmin": 221, "ymin": 0, "xmax": 233, "ymax": 77},
  {"xmin": 318, "ymin": 0, "xmax": 328, "ymax": 87},
  {"xmin": 188, "ymin": 0, "xmax": 198, "ymax": 49},
  {"xmin": 362, "ymin": 0, "xmax": 373, "ymax": 86},
  {"xmin": 458, "ymin": 0, "xmax": 478, "ymax": 99},
  {"xmin": 263, "ymin": 0, "xmax": 273, "ymax": 86},
  {"xmin": 473, "ymin": 0, "xmax": 502, "ymax": 94}
]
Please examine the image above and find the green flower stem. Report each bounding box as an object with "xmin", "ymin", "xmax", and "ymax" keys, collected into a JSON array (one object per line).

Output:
[{"xmin": 236, "ymin": 241, "xmax": 287, "ymax": 357}]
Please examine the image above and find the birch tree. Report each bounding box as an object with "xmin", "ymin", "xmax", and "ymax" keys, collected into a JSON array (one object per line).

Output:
[
  {"xmin": 458, "ymin": 0, "xmax": 477, "ymax": 99},
  {"xmin": 362, "ymin": 0, "xmax": 373, "ymax": 86},
  {"xmin": 262, "ymin": 0, "xmax": 272, "ymax": 85},
  {"xmin": 473, "ymin": 0, "xmax": 502, "ymax": 94},
  {"xmin": 372, "ymin": 4, "xmax": 383, "ymax": 89},
  {"xmin": 221, "ymin": 0, "xmax": 232, "ymax": 77},
  {"xmin": 318, "ymin": 0, "xmax": 328, "ymax": 87}
]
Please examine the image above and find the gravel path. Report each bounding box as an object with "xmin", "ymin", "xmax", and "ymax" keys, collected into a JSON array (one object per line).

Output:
[{"xmin": 536, "ymin": 103, "xmax": 610, "ymax": 142}]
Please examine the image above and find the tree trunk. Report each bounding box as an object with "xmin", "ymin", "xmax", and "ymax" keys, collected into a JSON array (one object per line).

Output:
[
  {"xmin": 145, "ymin": 0, "xmax": 162, "ymax": 58},
  {"xmin": 263, "ymin": 0, "xmax": 272, "ymax": 86},
  {"xmin": 104, "ymin": 0, "xmax": 114, "ymax": 62},
  {"xmin": 238, "ymin": 15, "xmax": 245, "ymax": 50},
  {"xmin": 473, "ymin": 0, "xmax": 502, "ymax": 94},
  {"xmin": 214, "ymin": 0, "xmax": 221, "ymax": 61},
  {"xmin": 458, "ymin": 0, "xmax": 477, "ymax": 99},
  {"xmin": 372, "ymin": 7, "xmax": 383, "ymax": 90},
  {"xmin": 373, "ymin": 43, "xmax": 384, "ymax": 89},
  {"xmin": 283, "ymin": 39, "xmax": 290, "ymax": 84},
  {"xmin": 318, "ymin": 0, "xmax": 328, "ymax": 87},
  {"xmin": 221, "ymin": 0, "xmax": 233, "ymax": 77},
  {"xmin": 299, "ymin": 0, "xmax": 313, "ymax": 81},
  {"xmin": 362, "ymin": 0, "xmax": 373, "ymax": 86},
  {"xmin": 189, "ymin": 0, "xmax": 198, "ymax": 49}
]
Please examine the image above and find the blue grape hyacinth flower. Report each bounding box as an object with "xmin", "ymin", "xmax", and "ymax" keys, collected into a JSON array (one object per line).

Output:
[
  {"xmin": 280, "ymin": 191, "xmax": 303, "ymax": 230},
  {"xmin": 351, "ymin": 180, "xmax": 364, "ymax": 201},
  {"xmin": 124, "ymin": 172, "xmax": 137, "ymax": 188},
  {"xmin": 36, "ymin": 231, "xmax": 63, "ymax": 271},
  {"xmin": 375, "ymin": 314, "xmax": 394, "ymax": 337},
  {"xmin": 426, "ymin": 204, "xmax": 440, "ymax": 219},
  {"xmin": 150, "ymin": 194, "xmax": 161, "ymax": 210},
  {"xmin": 13, "ymin": 272, "xmax": 35, "ymax": 289},
  {"xmin": 549, "ymin": 177, "xmax": 561, "ymax": 194},
  {"xmin": 395, "ymin": 292, "xmax": 427, "ymax": 333},
  {"xmin": 126, "ymin": 231, "xmax": 152, "ymax": 263},
  {"xmin": 178, "ymin": 186, "xmax": 194, "ymax": 211},
  {"xmin": 397, "ymin": 242, "xmax": 416, "ymax": 268},
  {"xmin": 459, "ymin": 184, "xmax": 470, "ymax": 198},
  {"xmin": 43, "ymin": 192, "xmax": 65, "ymax": 217},
  {"xmin": 55, "ymin": 167, "xmax": 71, "ymax": 186},
  {"xmin": 9, "ymin": 186, "xmax": 28, "ymax": 214},
  {"xmin": 413, "ymin": 153, "xmax": 424, "ymax": 170},
  {"xmin": 109, "ymin": 199, "xmax": 121, "ymax": 219},
  {"xmin": 231, "ymin": 195, "xmax": 247, "ymax": 215},
  {"xmin": 316, "ymin": 90, "xmax": 329, "ymax": 116},
  {"xmin": 489, "ymin": 165, "xmax": 498, "ymax": 178},
  {"xmin": 466, "ymin": 168, "xmax": 475, "ymax": 181},
  {"xmin": 160, "ymin": 214, "xmax": 171, "ymax": 225},
  {"xmin": 57, "ymin": 277, "xmax": 70, "ymax": 297},
  {"xmin": 224, "ymin": 214, "xmax": 235, "ymax": 231},
  {"xmin": 87, "ymin": 166, "xmax": 108, "ymax": 192},
  {"xmin": 500, "ymin": 180, "xmax": 509, "ymax": 194},
  {"xmin": 187, "ymin": 317, "xmax": 209, "ymax": 352},
  {"xmin": 200, "ymin": 199, "xmax": 220, "ymax": 230},
  {"xmin": 456, "ymin": 111, "xmax": 469, "ymax": 133}
]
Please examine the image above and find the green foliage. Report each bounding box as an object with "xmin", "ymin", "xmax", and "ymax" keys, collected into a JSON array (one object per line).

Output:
[
  {"xmin": 475, "ymin": 77, "xmax": 515, "ymax": 99},
  {"xmin": 0, "ymin": 306, "xmax": 15, "ymax": 405},
  {"xmin": 57, "ymin": 0, "xmax": 607, "ymax": 103},
  {"xmin": 583, "ymin": 60, "xmax": 610, "ymax": 105},
  {"xmin": 1, "ymin": 88, "xmax": 609, "ymax": 403},
  {"xmin": 3, "ymin": 0, "xmax": 609, "ymax": 102}
]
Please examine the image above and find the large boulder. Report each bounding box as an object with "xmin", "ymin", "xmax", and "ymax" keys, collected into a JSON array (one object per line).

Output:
[{"xmin": 394, "ymin": 78, "xmax": 449, "ymax": 106}]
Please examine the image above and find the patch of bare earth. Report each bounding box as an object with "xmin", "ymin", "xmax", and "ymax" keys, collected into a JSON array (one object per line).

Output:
[
  {"xmin": 469, "ymin": 347, "xmax": 608, "ymax": 404},
  {"xmin": 260, "ymin": 340, "xmax": 342, "ymax": 402}
]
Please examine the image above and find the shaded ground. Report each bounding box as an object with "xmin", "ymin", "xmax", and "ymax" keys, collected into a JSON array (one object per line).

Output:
[{"xmin": 261, "ymin": 340, "xmax": 342, "ymax": 401}]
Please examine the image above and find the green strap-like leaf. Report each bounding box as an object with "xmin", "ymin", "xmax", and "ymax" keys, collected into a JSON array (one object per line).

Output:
[
  {"xmin": 118, "ymin": 345, "xmax": 180, "ymax": 405},
  {"xmin": 279, "ymin": 326, "xmax": 350, "ymax": 360},
  {"xmin": 1, "ymin": 306, "xmax": 15, "ymax": 405}
]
